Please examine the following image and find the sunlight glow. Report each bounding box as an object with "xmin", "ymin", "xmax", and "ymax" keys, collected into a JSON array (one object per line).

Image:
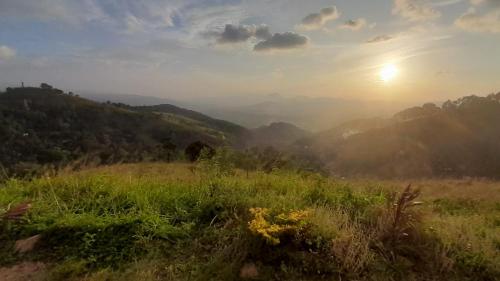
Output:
[{"xmin": 379, "ymin": 64, "xmax": 398, "ymax": 83}]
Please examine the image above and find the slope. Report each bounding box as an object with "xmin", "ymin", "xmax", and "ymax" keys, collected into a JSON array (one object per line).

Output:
[
  {"xmin": 0, "ymin": 87, "xmax": 234, "ymax": 175},
  {"xmin": 300, "ymin": 93, "xmax": 500, "ymax": 178}
]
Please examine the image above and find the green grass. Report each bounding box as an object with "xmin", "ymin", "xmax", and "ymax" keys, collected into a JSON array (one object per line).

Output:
[{"xmin": 0, "ymin": 163, "xmax": 499, "ymax": 280}]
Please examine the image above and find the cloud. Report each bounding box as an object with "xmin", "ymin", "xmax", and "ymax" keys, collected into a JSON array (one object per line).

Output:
[
  {"xmin": 340, "ymin": 18, "xmax": 367, "ymax": 31},
  {"xmin": 365, "ymin": 35, "xmax": 395, "ymax": 43},
  {"xmin": 0, "ymin": 0, "xmax": 105, "ymax": 24},
  {"xmin": 0, "ymin": 45, "xmax": 16, "ymax": 61},
  {"xmin": 209, "ymin": 24, "xmax": 272, "ymax": 44},
  {"xmin": 392, "ymin": 0, "xmax": 441, "ymax": 21},
  {"xmin": 254, "ymin": 32, "xmax": 309, "ymax": 52},
  {"xmin": 0, "ymin": 0, "xmax": 180, "ymax": 33},
  {"xmin": 300, "ymin": 6, "xmax": 340, "ymax": 30},
  {"xmin": 433, "ymin": 0, "xmax": 464, "ymax": 6},
  {"xmin": 470, "ymin": 0, "xmax": 500, "ymax": 5},
  {"xmin": 207, "ymin": 24, "xmax": 308, "ymax": 52},
  {"xmin": 254, "ymin": 25, "xmax": 272, "ymax": 40},
  {"xmin": 455, "ymin": 8, "xmax": 500, "ymax": 33},
  {"xmin": 216, "ymin": 24, "xmax": 256, "ymax": 43}
]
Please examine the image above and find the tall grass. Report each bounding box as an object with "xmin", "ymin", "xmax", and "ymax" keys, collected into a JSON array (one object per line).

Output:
[{"xmin": 0, "ymin": 163, "xmax": 498, "ymax": 280}]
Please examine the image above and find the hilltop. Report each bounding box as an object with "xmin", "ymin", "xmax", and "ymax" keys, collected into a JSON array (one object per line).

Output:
[{"xmin": 0, "ymin": 86, "xmax": 248, "ymax": 176}]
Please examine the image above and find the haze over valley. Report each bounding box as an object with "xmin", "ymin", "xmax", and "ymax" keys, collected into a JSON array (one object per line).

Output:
[{"xmin": 1, "ymin": 1, "xmax": 499, "ymax": 280}]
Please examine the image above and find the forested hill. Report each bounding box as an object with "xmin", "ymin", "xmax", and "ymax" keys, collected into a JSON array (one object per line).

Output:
[
  {"xmin": 0, "ymin": 86, "xmax": 247, "ymax": 175},
  {"xmin": 120, "ymin": 104, "xmax": 249, "ymax": 145},
  {"xmin": 299, "ymin": 93, "xmax": 500, "ymax": 178}
]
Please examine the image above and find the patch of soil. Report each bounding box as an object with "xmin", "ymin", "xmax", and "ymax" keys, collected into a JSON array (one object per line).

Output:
[
  {"xmin": 15, "ymin": 235, "xmax": 41, "ymax": 254},
  {"xmin": 0, "ymin": 262, "xmax": 46, "ymax": 281}
]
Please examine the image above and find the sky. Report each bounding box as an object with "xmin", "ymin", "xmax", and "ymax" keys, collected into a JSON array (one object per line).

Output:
[{"xmin": 0, "ymin": 0, "xmax": 499, "ymax": 103}]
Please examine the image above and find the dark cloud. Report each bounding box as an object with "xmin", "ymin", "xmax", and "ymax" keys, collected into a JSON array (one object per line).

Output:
[
  {"xmin": 340, "ymin": 18, "xmax": 367, "ymax": 30},
  {"xmin": 255, "ymin": 25, "xmax": 272, "ymax": 40},
  {"xmin": 217, "ymin": 24, "xmax": 256, "ymax": 43},
  {"xmin": 254, "ymin": 32, "xmax": 309, "ymax": 52},
  {"xmin": 209, "ymin": 24, "xmax": 272, "ymax": 44},
  {"xmin": 206, "ymin": 24, "xmax": 308, "ymax": 52},
  {"xmin": 365, "ymin": 35, "xmax": 394, "ymax": 43},
  {"xmin": 301, "ymin": 6, "xmax": 340, "ymax": 29}
]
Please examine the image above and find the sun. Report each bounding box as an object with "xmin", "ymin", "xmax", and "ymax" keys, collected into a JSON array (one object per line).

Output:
[{"xmin": 379, "ymin": 64, "xmax": 398, "ymax": 83}]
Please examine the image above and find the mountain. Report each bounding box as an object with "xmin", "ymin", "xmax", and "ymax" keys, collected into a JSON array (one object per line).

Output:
[
  {"xmin": 79, "ymin": 92, "xmax": 182, "ymax": 107},
  {"xmin": 186, "ymin": 95, "xmax": 408, "ymax": 131},
  {"xmin": 249, "ymin": 122, "xmax": 311, "ymax": 148},
  {"xmin": 131, "ymin": 104, "xmax": 249, "ymax": 146},
  {"xmin": 0, "ymin": 86, "xmax": 246, "ymax": 175},
  {"xmin": 79, "ymin": 92, "xmax": 409, "ymax": 131},
  {"xmin": 299, "ymin": 93, "xmax": 500, "ymax": 178}
]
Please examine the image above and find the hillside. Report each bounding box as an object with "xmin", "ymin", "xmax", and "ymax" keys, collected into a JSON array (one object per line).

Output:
[
  {"xmin": 0, "ymin": 86, "xmax": 317, "ymax": 176},
  {"xmin": 0, "ymin": 86, "xmax": 242, "ymax": 175},
  {"xmin": 299, "ymin": 93, "xmax": 500, "ymax": 178},
  {"xmin": 130, "ymin": 104, "xmax": 250, "ymax": 147},
  {"xmin": 0, "ymin": 163, "xmax": 498, "ymax": 280},
  {"xmin": 188, "ymin": 94, "xmax": 406, "ymax": 131},
  {"xmin": 248, "ymin": 122, "xmax": 311, "ymax": 148}
]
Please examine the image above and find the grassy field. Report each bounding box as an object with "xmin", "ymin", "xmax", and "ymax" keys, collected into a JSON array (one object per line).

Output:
[{"xmin": 0, "ymin": 163, "xmax": 499, "ymax": 281}]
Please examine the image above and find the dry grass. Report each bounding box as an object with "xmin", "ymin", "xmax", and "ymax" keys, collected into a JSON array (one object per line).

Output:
[
  {"xmin": 1, "ymin": 163, "xmax": 499, "ymax": 281},
  {"xmin": 356, "ymin": 178, "xmax": 500, "ymax": 202}
]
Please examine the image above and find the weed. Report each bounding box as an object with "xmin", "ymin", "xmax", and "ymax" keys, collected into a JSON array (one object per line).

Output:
[
  {"xmin": 0, "ymin": 164, "xmax": 498, "ymax": 280},
  {"xmin": 248, "ymin": 207, "xmax": 310, "ymax": 245}
]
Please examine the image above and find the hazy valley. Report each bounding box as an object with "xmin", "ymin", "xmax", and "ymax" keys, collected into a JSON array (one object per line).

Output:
[{"xmin": 1, "ymin": 0, "xmax": 500, "ymax": 280}]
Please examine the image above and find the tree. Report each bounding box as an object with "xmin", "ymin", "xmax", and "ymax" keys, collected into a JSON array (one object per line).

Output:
[
  {"xmin": 40, "ymin": 83, "xmax": 53, "ymax": 90},
  {"xmin": 234, "ymin": 149, "xmax": 259, "ymax": 177},
  {"xmin": 185, "ymin": 141, "xmax": 214, "ymax": 162},
  {"xmin": 160, "ymin": 138, "xmax": 177, "ymax": 162}
]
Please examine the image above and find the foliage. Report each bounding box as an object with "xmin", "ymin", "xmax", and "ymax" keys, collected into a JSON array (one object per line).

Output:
[
  {"xmin": 0, "ymin": 163, "xmax": 498, "ymax": 280},
  {"xmin": 302, "ymin": 92, "xmax": 500, "ymax": 178},
  {"xmin": 248, "ymin": 208, "xmax": 310, "ymax": 245},
  {"xmin": 0, "ymin": 86, "xmax": 235, "ymax": 177},
  {"xmin": 197, "ymin": 147, "xmax": 234, "ymax": 177},
  {"xmin": 185, "ymin": 141, "xmax": 215, "ymax": 162}
]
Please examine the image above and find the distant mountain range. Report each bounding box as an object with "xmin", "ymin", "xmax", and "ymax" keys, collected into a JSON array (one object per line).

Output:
[
  {"xmin": 248, "ymin": 122, "xmax": 312, "ymax": 148},
  {"xmin": 79, "ymin": 92, "xmax": 410, "ymax": 131}
]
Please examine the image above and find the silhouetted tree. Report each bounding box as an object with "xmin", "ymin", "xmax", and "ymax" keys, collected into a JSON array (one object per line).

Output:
[
  {"xmin": 40, "ymin": 83, "xmax": 53, "ymax": 90},
  {"xmin": 160, "ymin": 137, "xmax": 177, "ymax": 162},
  {"xmin": 185, "ymin": 141, "xmax": 214, "ymax": 162}
]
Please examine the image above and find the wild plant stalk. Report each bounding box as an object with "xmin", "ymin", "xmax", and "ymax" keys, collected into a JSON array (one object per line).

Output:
[
  {"xmin": 391, "ymin": 184, "xmax": 421, "ymax": 238},
  {"xmin": 378, "ymin": 184, "xmax": 423, "ymax": 252}
]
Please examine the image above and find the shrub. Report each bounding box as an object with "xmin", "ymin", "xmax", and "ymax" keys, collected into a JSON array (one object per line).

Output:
[
  {"xmin": 197, "ymin": 147, "xmax": 235, "ymax": 178},
  {"xmin": 248, "ymin": 208, "xmax": 310, "ymax": 245}
]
